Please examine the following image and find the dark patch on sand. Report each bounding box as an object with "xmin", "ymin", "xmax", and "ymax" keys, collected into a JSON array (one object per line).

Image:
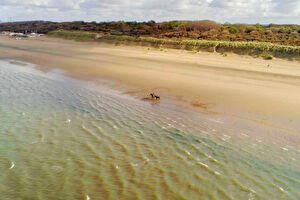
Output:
[{"xmin": 192, "ymin": 102, "xmax": 207, "ymax": 109}]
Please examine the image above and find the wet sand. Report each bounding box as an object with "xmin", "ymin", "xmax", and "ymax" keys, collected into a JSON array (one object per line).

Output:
[
  {"xmin": 0, "ymin": 36, "xmax": 300, "ymax": 134},
  {"xmin": 2, "ymin": 59, "xmax": 299, "ymax": 199}
]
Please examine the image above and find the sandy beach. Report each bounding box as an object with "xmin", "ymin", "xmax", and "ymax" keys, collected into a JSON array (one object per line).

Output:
[
  {"xmin": 1, "ymin": 35, "xmax": 300, "ymax": 199},
  {"xmin": 0, "ymin": 36, "xmax": 300, "ymax": 133}
]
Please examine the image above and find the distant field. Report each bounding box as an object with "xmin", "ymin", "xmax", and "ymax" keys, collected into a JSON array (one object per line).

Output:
[{"xmin": 48, "ymin": 30, "xmax": 300, "ymax": 60}]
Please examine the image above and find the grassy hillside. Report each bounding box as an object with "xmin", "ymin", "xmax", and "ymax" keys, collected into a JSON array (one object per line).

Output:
[{"xmin": 48, "ymin": 30, "xmax": 300, "ymax": 60}]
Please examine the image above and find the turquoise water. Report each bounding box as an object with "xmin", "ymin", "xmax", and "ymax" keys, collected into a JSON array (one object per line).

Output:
[{"xmin": 0, "ymin": 60, "xmax": 299, "ymax": 199}]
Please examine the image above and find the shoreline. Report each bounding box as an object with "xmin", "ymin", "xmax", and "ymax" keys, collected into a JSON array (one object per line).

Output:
[
  {"xmin": 3, "ymin": 58, "xmax": 300, "ymax": 149},
  {"xmin": 2, "ymin": 55, "xmax": 300, "ymax": 200},
  {"xmin": 1, "ymin": 35, "xmax": 300, "ymax": 135}
]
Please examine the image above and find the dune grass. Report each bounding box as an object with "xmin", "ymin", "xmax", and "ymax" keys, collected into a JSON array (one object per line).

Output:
[
  {"xmin": 48, "ymin": 30, "xmax": 97, "ymax": 42},
  {"xmin": 99, "ymin": 35, "xmax": 300, "ymax": 58},
  {"xmin": 48, "ymin": 30, "xmax": 300, "ymax": 59}
]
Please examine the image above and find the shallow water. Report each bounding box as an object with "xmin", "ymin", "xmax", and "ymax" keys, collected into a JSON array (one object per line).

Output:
[{"xmin": 0, "ymin": 60, "xmax": 299, "ymax": 200}]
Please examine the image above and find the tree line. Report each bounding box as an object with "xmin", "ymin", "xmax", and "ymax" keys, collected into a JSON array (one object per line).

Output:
[{"xmin": 0, "ymin": 20, "xmax": 299, "ymax": 45}]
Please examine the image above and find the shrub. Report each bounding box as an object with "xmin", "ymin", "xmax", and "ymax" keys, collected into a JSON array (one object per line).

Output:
[
  {"xmin": 264, "ymin": 54, "xmax": 274, "ymax": 60},
  {"xmin": 49, "ymin": 31, "xmax": 300, "ymax": 58},
  {"xmin": 228, "ymin": 27, "xmax": 239, "ymax": 34},
  {"xmin": 186, "ymin": 20, "xmax": 221, "ymax": 32},
  {"xmin": 48, "ymin": 30, "xmax": 96, "ymax": 41},
  {"xmin": 245, "ymin": 26, "xmax": 256, "ymax": 33},
  {"xmin": 98, "ymin": 34, "xmax": 300, "ymax": 55}
]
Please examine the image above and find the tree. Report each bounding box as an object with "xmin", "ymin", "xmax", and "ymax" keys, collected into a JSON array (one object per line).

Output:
[
  {"xmin": 227, "ymin": 26, "xmax": 239, "ymax": 34},
  {"xmin": 147, "ymin": 20, "xmax": 156, "ymax": 27},
  {"xmin": 187, "ymin": 20, "xmax": 221, "ymax": 32},
  {"xmin": 245, "ymin": 26, "xmax": 256, "ymax": 33}
]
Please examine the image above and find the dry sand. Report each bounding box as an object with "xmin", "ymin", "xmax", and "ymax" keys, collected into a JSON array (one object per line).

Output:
[{"xmin": 1, "ymin": 36, "xmax": 300, "ymax": 134}]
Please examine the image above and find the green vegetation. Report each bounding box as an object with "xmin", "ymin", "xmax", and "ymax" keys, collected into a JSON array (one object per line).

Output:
[
  {"xmin": 98, "ymin": 34, "xmax": 300, "ymax": 58},
  {"xmin": 264, "ymin": 54, "xmax": 274, "ymax": 60},
  {"xmin": 1, "ymin": 20, "xmax": 299, "ymax": 46},
  {"xmin": 47, "ymin": 30, "xmax": 97, "ymax": 41},
  {"xmin": 48, "ymin": 30, "xmax": 300, "ymax": 59}
]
